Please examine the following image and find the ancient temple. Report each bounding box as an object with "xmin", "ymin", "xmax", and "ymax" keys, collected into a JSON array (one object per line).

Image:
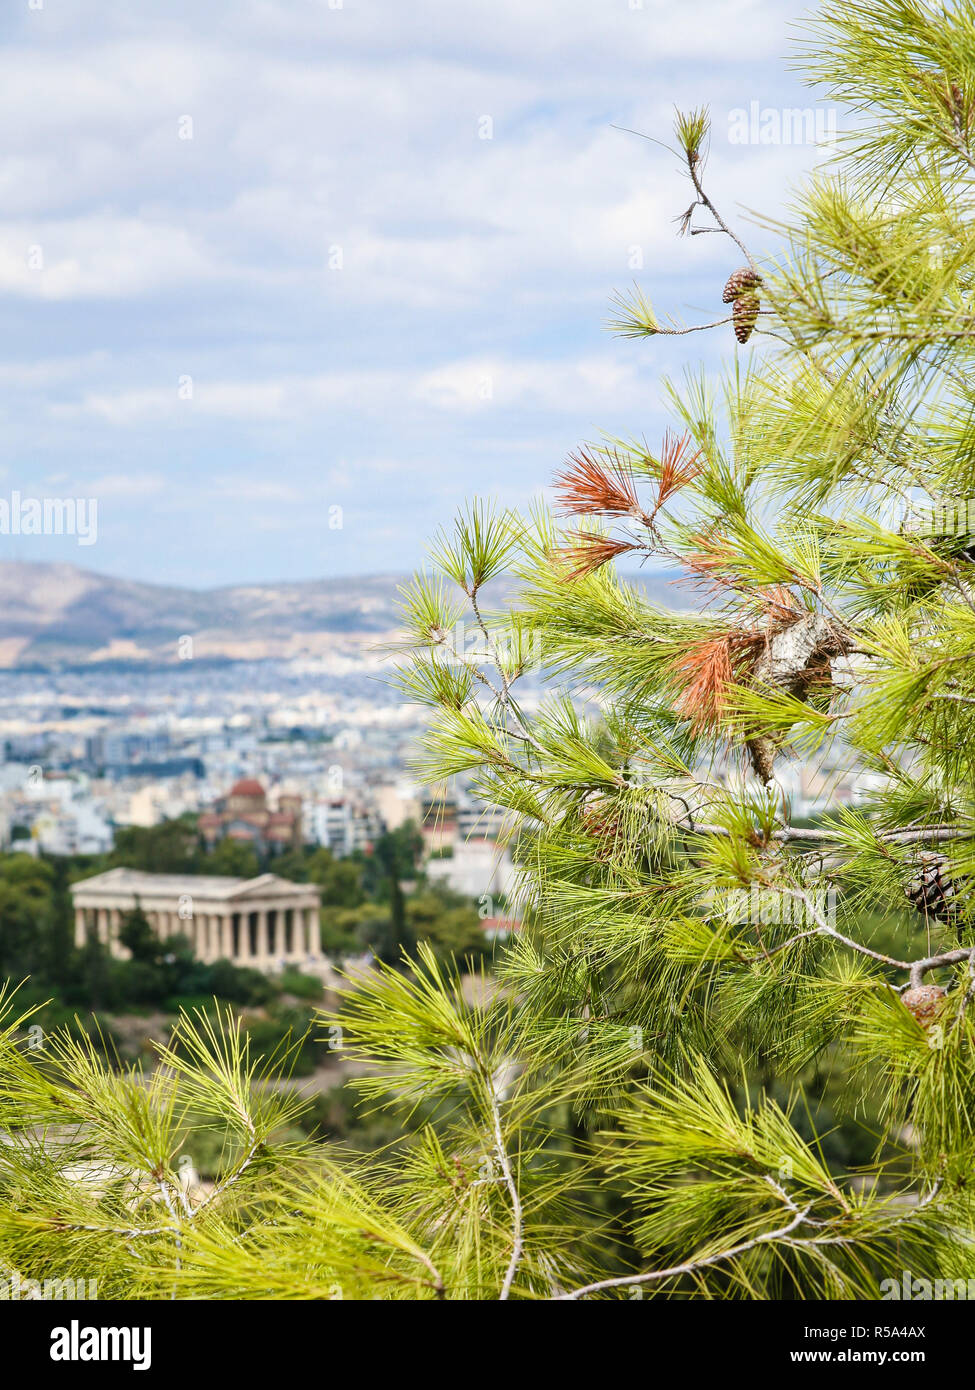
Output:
[{"xmin": 70, "ymin": 868, "xmax": 322, "ymax": 970}]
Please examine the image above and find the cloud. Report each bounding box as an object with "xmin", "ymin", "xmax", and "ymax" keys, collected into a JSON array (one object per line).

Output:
[
  {"xmin": 86, "ymin": 473, "xmax": 166, "ymax": 498},
  {"xmin": 50, "ymin": 352, "xmax": 655, "ymax": 427},
  {"xmin": 0, "ymin": 219, "xmax": 224, "ymax": 299},
  {"xmin": 0, "ymin": 0, "xmax": 826, "ymax": 582},
  {"xmin": 8, "ymin": 1, "xmax": 797, "ymax": 67},
  {"xmin": 414, "ymin": 356, "xmax": 649, "ymax": 413}
]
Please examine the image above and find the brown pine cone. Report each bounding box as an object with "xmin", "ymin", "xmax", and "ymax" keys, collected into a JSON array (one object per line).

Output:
[
  {"xmin": 905, "ymin": 853, "xmax": 962, "ymax": 925},
  {"xmin": 733, "ymin": 293, "xmax": 760, "ymax": 344},
  {"xmin": 746, "ymin": 735, "xmax": 777, "ymax": 785},
  {"xmin": 901, "ymin": 985, "xmax": 946, "ymax": 1027},
  {"xmin": 579, "ymin": 792, "xmax": 620, "ymax": 857},
  {"xmin": 940, "ymin": 80, "xmax": 968, "ymax": 127},
  {"xmin": 722, "ymin": 267, "xmax": 763, "ymax": 304}
]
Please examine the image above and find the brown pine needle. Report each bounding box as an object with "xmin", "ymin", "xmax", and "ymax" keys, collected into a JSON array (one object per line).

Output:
[
  {"xmin": 655, "ymin": 431, "xmax": 703, "ymax": 511},
  {"xmin": 557, "ymin": 533, "xmax": 638, "ymax": 580},
  {"xmin": 672, "ymin": 630, "xmax": 764, "ymax": 732},
  {"xmin": 554, "ymin": 447, "xmax": 646, "ymax": 520}
]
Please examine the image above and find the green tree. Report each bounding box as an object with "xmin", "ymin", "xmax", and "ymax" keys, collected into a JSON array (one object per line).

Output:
[
  {"xmin": 117, "ymin": 903, "xmax": 161, "ymax": 964},
  {"xmin": 305, "ymin": 847, "xmax": 365, "ymax": 908},
  {"xmin": 357, "ymin": 824, "xmax": 424, "ymax": 960},
  {"xmin": 109, "ymin": 818, "xmax": 202, "ymax": 874},
  {"xmin": 0, "ymin": 855, "xmax": 56, "ymax": 981},
  {"xmin": 361, "ymin": 823, "xmax": 423, "ymax": 897},
  {"xmin": 406, "ymin": 887, "xmax": 485, "ymax": 962},
  {"xmin": 75, "ymin": 932, "xmax": 112, "ymax": 1012},
  {"xmin": 41, "ymin": 856, "xmax": 80, "ymax": 989},
  {"xmin": 205, "ymin": 837, "xmax": 261, "ymax": 879}
]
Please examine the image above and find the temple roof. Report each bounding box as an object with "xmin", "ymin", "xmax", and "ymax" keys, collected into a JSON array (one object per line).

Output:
[{"xmin": 70, "ymin": 868, "xmax": 318, "ymax": 903}]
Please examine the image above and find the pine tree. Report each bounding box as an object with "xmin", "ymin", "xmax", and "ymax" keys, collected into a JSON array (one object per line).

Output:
[{"xmin": 3, "ymin": 0, "xmax": 975, "ymax": 1301}]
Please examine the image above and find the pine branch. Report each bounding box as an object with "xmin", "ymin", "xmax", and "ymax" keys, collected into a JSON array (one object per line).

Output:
[{"xmin": 557, "ymin": 1203, "xmax": 812, "ymax": 1300}]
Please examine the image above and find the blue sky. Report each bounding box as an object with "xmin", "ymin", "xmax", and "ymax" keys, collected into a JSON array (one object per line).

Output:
[{"xmin": 0, "ymin": 0, "xmax": 834, "ymax": 586}]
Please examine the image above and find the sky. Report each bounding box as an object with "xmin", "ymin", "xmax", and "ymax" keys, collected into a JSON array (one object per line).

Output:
[{"xmin": 0, "ymin": 0, "xmax": 837, "ymax": 588}]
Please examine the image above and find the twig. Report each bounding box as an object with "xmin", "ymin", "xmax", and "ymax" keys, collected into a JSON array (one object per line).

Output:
[
  {"xmin": 683, "ymin": 145, "xmax": 756, "ymax": 271},
  {"xmin": 776, "ymin": 887, "xmax": 974, "ymax": 989},
  {"xmin": 557, "ymin": 1205, "xmax": 812, "ymax": 1300},
  {"xmin": 476, "ymin": 1058, "xmax": 524, "ymax": 1301},
  {"xmin": 652, "ymin": 317, "xmax": 734, "ymax": 337},
  {"xmin": 492, "ymin": 1099, "xmax": 524, "ymax": 1300}
]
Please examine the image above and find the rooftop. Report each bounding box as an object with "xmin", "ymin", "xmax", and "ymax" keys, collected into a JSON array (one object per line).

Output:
[
  {"xmin": 229, "ymin": 778, "xmax": 266, "ymax": 798},
  {"xmin": 70, "ymin": 868, "xmax": 318, "ymax": 902}
]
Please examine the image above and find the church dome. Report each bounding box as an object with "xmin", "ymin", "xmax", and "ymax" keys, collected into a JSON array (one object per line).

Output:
[{"xmin": 229, "ymin": 778, "xmax": 265, "ymax": 800}]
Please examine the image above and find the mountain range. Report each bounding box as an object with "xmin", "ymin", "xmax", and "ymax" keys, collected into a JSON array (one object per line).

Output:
[{"xmin": 0, "ymin": 561, "xmax": 693, "ymax": 669}]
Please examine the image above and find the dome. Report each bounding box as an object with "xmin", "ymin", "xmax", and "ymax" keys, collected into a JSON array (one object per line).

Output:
[{"xmin": 229, "ymin": 778, "xmax": 266, "ymax": 799}]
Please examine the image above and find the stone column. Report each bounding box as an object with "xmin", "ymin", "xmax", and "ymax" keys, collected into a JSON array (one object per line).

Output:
[
  {"xmin": 74, "ymin": 906, "xmax": 86, "ymax": 948},
  {"xmin": 98, "ymin": 907, "xmax": 111, "ymax": 947},
  {"xmin": 284, "ymin": 908, "xmax": 294, "ymax": 959},
  {"xmin": 267, "ymin": 909, "xmax": 278, "ymax": 961},
  {"xmin": 174, "ymin": 909, "xmax": 188, "ymax": 951},
  {"xmin": 303, "ymin": 905, "xmax": 318, "ymax": 959},
  {"xmin": 220, "ymin": 913, "xmax": 232, "ymax": 960},
  {"xmin": 110, "ymin": 908, "xmax": 123, "ymax": 957},
  {"xmin": 239, "ymin": 914, "xmax": 252, "ymax": 964},
  {"xmin": 256, "ymin": 909, "xmax": 269, "ymax": 966}
]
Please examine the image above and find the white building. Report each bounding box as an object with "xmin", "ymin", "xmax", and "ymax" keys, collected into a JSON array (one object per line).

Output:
[
  {"xmin": 32, "ymin": 801, "xmax": 114, "ymax": 856},
  {"xmin": 310, "ymin": 796, "xmax": 382, "ymax": 856},
  {"xmin": 426, "ymin": 840, "xmax": 518, "ymax": 901}
]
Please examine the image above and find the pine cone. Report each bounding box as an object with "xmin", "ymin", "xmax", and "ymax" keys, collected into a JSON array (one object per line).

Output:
[
  {"xmin": 579, "ymin": 792, "xmax": 621, "ymax": 859},
  {"xmin": 940, "ymin": 80, "xmax": 969, "ymax": 128},
  {"xmin": 733, "ymin": 293, "xmax": 760, "ymax": 344},
  {"xmin": 746, "ymin": 735, "xmax": 777, "ymax": 785},
  {"xmin": 901, "ymin": 984, "xmax": 946, "ymax": 1027},
  {"xmin": 905, "ymin": 854, "xmax": 962, "ymax": 925},
  {"xmin": 722, "ymin": 267, "xmax": 763, "ymax": 304}
]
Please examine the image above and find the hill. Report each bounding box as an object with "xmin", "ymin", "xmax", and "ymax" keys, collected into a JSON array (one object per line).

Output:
[{"xmin": 0, "ymin": 561, "xmax": 694, "ymax": 669}]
